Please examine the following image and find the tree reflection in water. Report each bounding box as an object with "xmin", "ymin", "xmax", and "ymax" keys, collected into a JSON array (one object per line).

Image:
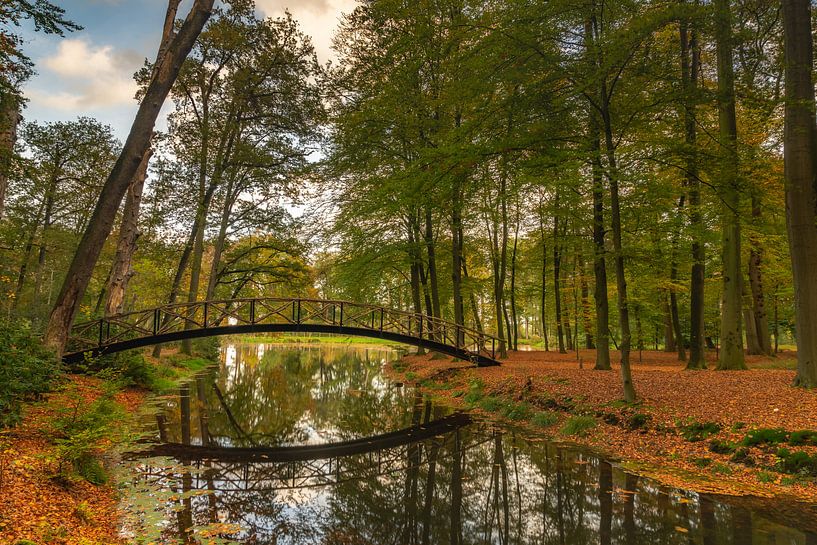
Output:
[{"xmin": 123, "ymin": 344, "xmax": 817, "ymax": 544}]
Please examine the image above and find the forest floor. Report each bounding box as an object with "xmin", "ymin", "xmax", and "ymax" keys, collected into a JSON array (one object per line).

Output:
[
  {"xmin": 0, "ymin": 348, "xmax": 213, "ymax": 545},
  {"xmin": 0, "ymin": 375, "xmax": 144, "ymax": 545},
  {"xmin": 389, "ymin": 348, "xmax": 817, "ymax": 506}
]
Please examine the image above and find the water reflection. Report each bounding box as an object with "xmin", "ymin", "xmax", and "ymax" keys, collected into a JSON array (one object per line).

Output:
[{"xmin": 123, "ymin": 343, "xmax": 817, "ymax": 544}]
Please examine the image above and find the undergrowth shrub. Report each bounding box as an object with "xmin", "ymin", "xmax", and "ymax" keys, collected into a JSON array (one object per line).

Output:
[
  {"xmin": 709, "ymin": 439, "xmax": 737, "ymax": 455},
  {"xmin": 532, "ymin": 411, "xmax": 559, "ymax": 428},
  {"xmin": 678, "ymin": 421, "xmax": 721, "ymax": 442},
  {"xmin": 501, "ymin": 402, "xmax": 531, "ymax": 421},
  {"xmin": 0, "ymin": 320, "xmax": 61, "ymax": 428},
  {"xmin": 742, "ymin": 428, "xmax": 789, "ymax": 447},
  {"xmin": 51, "ymin": 384, "xmax": 128, "ymax": 484},
  {"xmin": 626, "ymin": 413, "xmax": 650, "ymax": 430},
  {"xmin": 478, "ymin": 396, "xmax": 503, "ymax": 412},
  {"xmin": 776, "ymin": 449, "xmax": 817, "ymax": 477},
  {"xmin": 560, "ymin": 416, "xmax": 597, "ymax": 437},
  {"xmin": 788, "ymin": 430, "xmax": 817, "ymax": 447}
]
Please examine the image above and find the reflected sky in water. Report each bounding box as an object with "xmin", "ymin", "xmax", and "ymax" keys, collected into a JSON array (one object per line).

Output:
[{"xmin": 121, "ymin": 342, "xmax": 817, "ymax": 545}]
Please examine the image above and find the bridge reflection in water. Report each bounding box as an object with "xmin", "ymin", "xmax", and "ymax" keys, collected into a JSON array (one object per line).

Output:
[{"xmin": 121, "ymin": 344, "xmax": 817, "ymax": 545}]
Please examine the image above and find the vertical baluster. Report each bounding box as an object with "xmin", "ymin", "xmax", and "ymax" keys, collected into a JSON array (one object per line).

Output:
[
  {"xmin": 297, "ymin": 299, "xmax": 302, "ymax": 324},
  {"xmin": 250, "ymin": 299, "xmax": 256, "ymax": 324},
  {"xmin": 340, "ymin": 302, "xmax": 344, "ymax": 327},
  {"xmin": 203, "ymin": 302, "xmax": 208, "ymax": 328},
  {"xmin": 380, "ymin": 308, "xmax": 384, "ymax": 331},
  {"xmin": 98, "ymin": 320, "xmax": 104, "ymax": 347}
]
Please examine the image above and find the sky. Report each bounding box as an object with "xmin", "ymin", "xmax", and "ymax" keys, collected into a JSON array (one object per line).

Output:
[{"xmin": 18, "ymin": 0, "xmax": 357, "ymax": 140}]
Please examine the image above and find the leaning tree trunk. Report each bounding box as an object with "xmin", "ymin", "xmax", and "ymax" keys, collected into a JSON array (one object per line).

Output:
[
  {"xmin": 44, "ymin": 0, "xmax": 216, "ymax": 355},
  {"xmin": 714, "ymin": 0, "xmax": 746, "ymax": 370},
  {"xmin": 782, "ymin": 0, "xmax": 817, "ymax": 388},
  {"xmin": 105, "ymin": 148, "xmax": 152, "ymax": 316},
  {"xmin": 0, "ymin": 92, "xmax": 21, "ymax": 220}
]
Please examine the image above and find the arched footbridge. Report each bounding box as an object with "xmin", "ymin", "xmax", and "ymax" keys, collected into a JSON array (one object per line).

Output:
[{"xmin": 64, "ymin": 297, "xmax": 502, "ymax": 366}]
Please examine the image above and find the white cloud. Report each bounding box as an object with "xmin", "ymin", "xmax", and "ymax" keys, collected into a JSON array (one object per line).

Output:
[
  {"xmin": 28, "ymin": 38, "xmax": 141, "ymax": 110},
  {"xmin": 256, "ymin": 0, "xmax": 358, "ymax": 64}
]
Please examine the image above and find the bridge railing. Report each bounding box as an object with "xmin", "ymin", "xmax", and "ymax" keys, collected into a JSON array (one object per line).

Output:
[{"xmin": 66, "ymin": 297, "xmax": 500, "ymax": 361}]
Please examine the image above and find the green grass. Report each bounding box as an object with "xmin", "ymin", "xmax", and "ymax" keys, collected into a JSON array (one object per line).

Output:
[
  {"xmin": 532, "ymin": 411, "xmax": 559, "ymax": 428},
  {"xmin": 478, "ymin": 396, "xmax": 504, "ymax": 412},
  {"xmin": 742, "ymin": 428, "xmax": 789, "ymax": 447},
  {"xmin": 709, "ymin": 439, "xmax": 737, "ymax": 455},
  {"xmin": 501, "ymin": 402, "xmax": 532, "ymax": 421},
  {"xmin": 788, "ymin": 430, "xmax": 817, "ymax": 446},
  {"xmin": 225, "ymin": 334, "xmax": 403, "ymax": 347},
  {"xmin": 678, "ymin": 421, "xmax": 722, "ymax": 442},
  {"xmin": 560, "ymin": 415, "xmax": 597, "ymax": 437},
  {"xmin": 757, "ymin": 471, "xmax": 776, "ymax": 483}
]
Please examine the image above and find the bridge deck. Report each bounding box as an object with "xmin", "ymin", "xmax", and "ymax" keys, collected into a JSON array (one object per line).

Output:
[{"xmin": 65, "ymin": 297, "xmax": 502, "ymax": 366}]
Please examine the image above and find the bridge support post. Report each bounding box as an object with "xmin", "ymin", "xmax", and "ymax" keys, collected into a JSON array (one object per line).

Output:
[{"xmin": 250, "ymin": 299, "xmax": 256, "ymax": 324}]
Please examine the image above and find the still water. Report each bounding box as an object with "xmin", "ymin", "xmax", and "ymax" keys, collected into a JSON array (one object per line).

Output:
[{"xmin": 121, "ymin": 342, "xmax": 817, "ymax": 544}]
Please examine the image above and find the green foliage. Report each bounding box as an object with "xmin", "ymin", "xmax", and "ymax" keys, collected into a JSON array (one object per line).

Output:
[
  {"xmin": 478, "ymin": 396, "xmax": 503, "ymax": 413},
  {"xmin": 730, "ymin": 447, "xmax": 755, "ymax": 466},
  {"xmin": 742, "ymin": 428, "xmax": 789, "ymax": 447},
  {"xmin": 626, "ymin": 413, "xmax": 650, "ymax": 430},
  {"xmin": 500, "ymin": 402, "xmax": 532, "ymax": 421},
  {"xmin": 757, "ymin": 471, "xmax": 776, "ymax": 483},
  {"xmin": 0, "ymin": 320, "xmax": 61, "ymax": 428},
  {"xmin": 788, "ymin": 430, "xmax": 817, "ymax": 446},
  {"xmin": 464, "ymin": 380, "xmax": 485, "ymax": 405},
  {"xmin": 51, "ymin": 384, "xmax": 127, "ymax": 484},
  {"xmin": 712, "ymin": 462, "xmax": 733, "ymax": 475},
  {"xmin": 709, "ymin": 439, "xmax": 737, "ymax": 455},
  {"xmin": 532, "ymin": 411, "xmax": 559, "ymax": 428},
  {"xmin": 560, "ymin": 416, "xmax": 597, "ymax": 437},
  {"xmin": 74, "ymin": 501, "xmax": 94, "ymax": 524},
  {"xmin": 191, "ymin": 337, "xmax": 220, "ymax": 362},
  {"xmin": 775, "ymin": 449, "xmax": 817, "ymax": 477},
  {"xmin": 689, "ymin": 457, "xmax": 713, "ymax": 468},
  {"xmin": 678, "ymin": 421, "xmax": 722, "ymax": 442}
]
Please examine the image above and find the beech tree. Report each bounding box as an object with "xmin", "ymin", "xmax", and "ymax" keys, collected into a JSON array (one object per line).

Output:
[
  {"xmin": 782, "ymin": 0, "xmax": 817, "ymax": 388},
  {"xmin": 44, "ymin": 0, "xmax": 216, "ymax": 354}
]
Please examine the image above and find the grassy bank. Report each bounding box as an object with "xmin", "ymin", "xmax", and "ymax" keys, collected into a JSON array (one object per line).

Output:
[
  {"xmin": 224, "ymin": 332, "xmax": 407, "ymax": 349},
  {"xmin": 0, "ymin": 327, "xmax": 218, "ymax": 545},
  {"xmin": 389, "ymin": 349, "xmax": 817, "ymax": 504}
]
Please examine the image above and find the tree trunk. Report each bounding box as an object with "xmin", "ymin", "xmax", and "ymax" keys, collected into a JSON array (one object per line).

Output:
[
  {"xmin": 152, "ymin": 182, "xmax": 216, "ymax": 359},
  {"xmin": 663, "ymin": 295, "xmax": 676, "ymax": 352},
  {"xmin": 510, "ymin": 205, "xmax": 520, "ymax": 351},
  {"xmin": 462, "ymin": 254, "xmax": 484, "ymax": 334},
  {"xmin": 554, "ymin": 210, "xmax": 566, "ymax": 354},
  {"xmin": 714, "ymin": 0, "xmax": 746, "ymax": 370},
  {"xmin": 539, "ymin": 222, "xmax": 550, "ymax": 352},
  {"xmin": 590, "ymin": 106, "xmax": 610, "ymax": 369},
  {"xmin": 105, "ymin": 148, "xmax": 152, "ymax": 316},
  {"xmin": 424, "ymin": 207, "xmax": 442, "ymax": 321},
  {"xmin": 748, "ymin": 196, "xmax": 772, "ymax": 355},
  {"xmin": 681, "ymin": 16, "xmax": 707, "ymax": 370},
  {"xmin": 451, "ymin": 176, "xmax": 466, "ymax": 347},
  {"xmin": 0, "ymin": 92, "xmax": 21, "ymax": 220},
  {"xmin": 579, "ymin": 253, "xmax": 594, "ymax": 349},
  {"xmin": 782, "ymin": 0, "xmax": 817, "ymax": 387},
  {"xmin": 44, "ymin": 0, "xmax": 216, "ymax": 355},
  {"xmin": 601, "ymin": 97, "xmax": 637, "ymax": 402}
]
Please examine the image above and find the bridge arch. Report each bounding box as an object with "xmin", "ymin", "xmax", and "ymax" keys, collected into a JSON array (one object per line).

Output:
[{"xmin": 64, "ymin": 297, "xmax": 501, "ymax": 366}]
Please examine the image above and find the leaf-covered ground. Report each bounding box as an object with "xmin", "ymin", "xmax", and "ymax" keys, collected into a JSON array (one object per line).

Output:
[
  {"xmin": 0, "ymin": 376, "xmax": 144, "ymax": 545},
  {"xmin": 393, "ymin": 348, "xmax": 817, "ymax": 506}
]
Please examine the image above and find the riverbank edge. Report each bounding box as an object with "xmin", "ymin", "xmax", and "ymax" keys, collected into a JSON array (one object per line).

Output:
[
  {"xmin": 0, "ymin": 348, "xmax": 219, "ymax": 545},
  {"xmin": 385, "ymin": 354, "xmax": 817, "ymax": 510}
]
